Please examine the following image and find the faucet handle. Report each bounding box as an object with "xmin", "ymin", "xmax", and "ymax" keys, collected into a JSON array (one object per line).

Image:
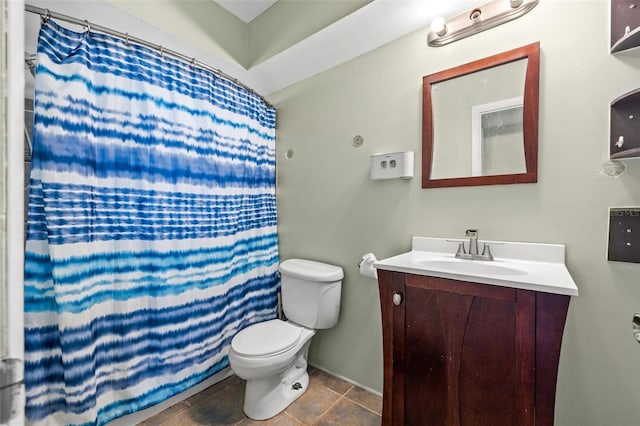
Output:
[
  {"xmin": 446, "ymin": 239, "xmax": 468, "ymax": 256},
  {"xmin": 481, "ymin": 243, "xmax": 494, "ymax": 261}
]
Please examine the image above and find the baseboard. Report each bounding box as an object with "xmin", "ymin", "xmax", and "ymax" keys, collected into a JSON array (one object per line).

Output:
[
  {"xmin": 106, "ymin": 368, "xmax": 233, "ymax": 426},
  {"xmin": 308, "ymin": 363, "xmax": 382, "ymax": 398}
]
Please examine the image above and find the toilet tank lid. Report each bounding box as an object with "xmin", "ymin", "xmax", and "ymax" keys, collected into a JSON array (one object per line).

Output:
[{"xmin": 280, "ymin": 258, "xmax": 344, "ymax": 282}]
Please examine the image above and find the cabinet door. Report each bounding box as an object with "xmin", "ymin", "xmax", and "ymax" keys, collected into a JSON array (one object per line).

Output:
[{"xmin": 400, "ymin": 274, "xmax": 535, "ymax": 426}]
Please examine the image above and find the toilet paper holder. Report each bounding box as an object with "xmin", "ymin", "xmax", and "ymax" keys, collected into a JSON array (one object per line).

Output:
[
  {"xmin": 358, "ymin": 253, "xmax": 378, "ymax": 279},
  {"xmin": 358, "ymin": 253, "xmax": 377, "ymax": 267}
]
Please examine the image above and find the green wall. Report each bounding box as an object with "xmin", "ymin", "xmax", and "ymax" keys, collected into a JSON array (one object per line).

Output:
[
  {"xmin": 109, "ymin": 0, "xmax": 249, "ymax": 68},
  {"xmin": 268, "ymin": 1, "xmax": 640, "ymax": 425}
]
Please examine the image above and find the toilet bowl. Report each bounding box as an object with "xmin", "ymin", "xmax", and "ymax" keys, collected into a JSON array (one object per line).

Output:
[
  {"xmin": 228, "ymin": 319, "xmax": 315, "ymax": 420},
  {"xmin": 228, "ymin": 258, "xmax": 343, "ymax": 420}
]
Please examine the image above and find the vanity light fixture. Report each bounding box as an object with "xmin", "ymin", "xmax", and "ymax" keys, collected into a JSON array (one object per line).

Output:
[{"xmin": 427, "ymin": 0, "xmax": 539, "ymax": 47}]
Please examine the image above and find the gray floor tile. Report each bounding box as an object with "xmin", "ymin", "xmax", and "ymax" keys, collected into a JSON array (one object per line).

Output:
[
  {"xmin": 136, "ymin": 371, "xmax": 382, "ymax": 426},
  {"xmin": 235, "ymin": 411, "xmax": 302, "ymax": 425},
  {"xmin": 284, "ymin": 381, "xmax": 340, "ymax": 424},
  {"xmin": 315, "ymin": 397, "xmax": 381, "ymax": 426},
  {"xmin": 309, "ymin": 368, "xmax": 353, "ymax": 396},
  {"xmin": 186, "ymin": 376, "xmax": 246, "ymax": 425},
  {"xmin": 345, "ymin": 386, "xmax": 383, "ymax": 415}
]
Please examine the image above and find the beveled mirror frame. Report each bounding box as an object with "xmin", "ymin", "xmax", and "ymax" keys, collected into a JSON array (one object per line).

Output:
[{"xmin": 422, "ymin": 42, "xmax": 540, "ymax": 188}]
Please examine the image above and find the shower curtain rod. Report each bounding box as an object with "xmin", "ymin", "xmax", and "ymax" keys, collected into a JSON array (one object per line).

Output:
[{"xmin": 24, "ymin": 4, "xmax": 274, "ymax": 108}]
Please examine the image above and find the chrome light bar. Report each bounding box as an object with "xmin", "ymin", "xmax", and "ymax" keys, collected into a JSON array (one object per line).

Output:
[{"xmin": 427, "ymin": 0, "xmax": 539, "ymax": 47}]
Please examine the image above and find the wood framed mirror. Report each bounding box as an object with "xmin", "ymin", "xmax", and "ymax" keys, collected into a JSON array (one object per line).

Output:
[{"xmin": 422, "ymin": 42, "xmax": 540, "ymax": 188}]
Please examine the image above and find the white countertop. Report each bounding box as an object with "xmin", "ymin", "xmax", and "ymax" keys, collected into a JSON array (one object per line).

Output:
[{"xmin": 374, "ymin": 237, "xmax": 578, "ymax": 296}]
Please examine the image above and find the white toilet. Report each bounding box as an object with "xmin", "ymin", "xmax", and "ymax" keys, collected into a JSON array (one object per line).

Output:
[{"xmin": 228, "ymin": 258, "xmax": 343, "ymax": 420}]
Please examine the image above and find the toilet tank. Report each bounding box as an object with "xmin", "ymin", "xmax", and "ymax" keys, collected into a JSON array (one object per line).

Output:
[{"xmin": 279, "ymin": 259, "xmax": 343, "ymax": 329}]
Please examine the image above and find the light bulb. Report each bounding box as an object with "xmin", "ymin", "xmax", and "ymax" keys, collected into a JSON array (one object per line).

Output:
[{"xmin": 431, "ymin": 16, "xmax": 447, "ymax": 37}]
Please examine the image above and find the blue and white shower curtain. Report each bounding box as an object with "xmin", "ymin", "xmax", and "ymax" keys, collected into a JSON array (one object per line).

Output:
[{"xmin": 24, "ymin": 20, "xmax": 278, "ymax": 425}]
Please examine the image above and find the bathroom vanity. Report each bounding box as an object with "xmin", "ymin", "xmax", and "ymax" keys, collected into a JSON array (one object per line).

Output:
[{"xmin": 375, "ymin": 237, "xmax": 578, "ymax": 426}]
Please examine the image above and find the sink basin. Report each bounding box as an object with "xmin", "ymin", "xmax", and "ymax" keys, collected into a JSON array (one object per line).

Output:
[
  {"xmin": 373, "ymin": 236, "xmax": 579, "ymax": 296},
  {"xmin": 418, "ymin": 259, "xmax": 528, "ymax": 276}
]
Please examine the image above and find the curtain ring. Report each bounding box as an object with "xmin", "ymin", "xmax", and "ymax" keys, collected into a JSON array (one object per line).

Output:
[
  {"xmin": 41, "ymin": 8, "xmax": 51, "ymax": 23},
  {"xmin": 160, "ymin": 46, "xmax": 164, "ymax": 56},
  {"xmin": 84, "ymin": 20, "xmax": 91, "ymax": 33},
  {"xmin": 190, "ymin": 57, "xmax": 196, "ymax": 67},
  {"xmin": 125, "ymin": 33, "xmax": 130, "ymax": 45}
]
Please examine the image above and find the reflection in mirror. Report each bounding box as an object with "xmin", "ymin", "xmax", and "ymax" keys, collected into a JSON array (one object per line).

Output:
[
  {"xmin": 422, "ymin": 43, "xmax": 539, "ymax": 188},
  {"xmin": 431, "ymin": 59, "xmax": 527, "ymax": 179},
  {"xmin": 473, "ymin": 96, "xmax": 525, "ymax": 177}
]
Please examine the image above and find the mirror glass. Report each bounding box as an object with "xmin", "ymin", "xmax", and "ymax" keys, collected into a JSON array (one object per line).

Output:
[
  {"xmin": 422, "ymin": 43, "xmax": 539, "ymax": 188},
  {"xmin": 430, "ymin": 59, "xmax": 527, "ymax": 179}
]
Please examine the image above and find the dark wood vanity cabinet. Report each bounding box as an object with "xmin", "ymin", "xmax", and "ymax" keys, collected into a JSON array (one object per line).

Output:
[{"xmin": 377, "ymin": 270, "xmax": 570, "ymax": 426}]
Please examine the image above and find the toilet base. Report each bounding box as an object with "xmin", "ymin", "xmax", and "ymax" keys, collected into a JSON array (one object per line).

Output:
[
  {"xmin": 243, "ymin": 369, "xmax": 309, "ymax": 420},
  {"xmin": 229, "ymin": 323, "xmax": 316, "ymax": 421}
]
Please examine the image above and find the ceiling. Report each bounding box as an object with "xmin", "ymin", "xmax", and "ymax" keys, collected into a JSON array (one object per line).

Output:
[
  {"xmin": 24, "ymin": 0, "xmax": 477, "ymax": 96},
  {"xmin": 214, "ymin": 0, "xmax": 278, "ymax": 23}
]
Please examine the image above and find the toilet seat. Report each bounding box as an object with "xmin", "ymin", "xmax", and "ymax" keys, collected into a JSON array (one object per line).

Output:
[{"xmin": 231, "ymin": 319, "xmax": 302, "ymax": 358}]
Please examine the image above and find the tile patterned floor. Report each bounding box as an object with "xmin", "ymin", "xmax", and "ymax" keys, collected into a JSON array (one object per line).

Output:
[{"xmin": 137, "ymin": 368, "xmax": 382, "ymax": 425}]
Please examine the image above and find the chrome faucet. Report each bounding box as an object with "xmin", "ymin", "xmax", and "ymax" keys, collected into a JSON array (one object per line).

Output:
[
  {"xmin": 455, "ymin": 229, "xmax": 493, "ymax": 261},
  {"xmin": 466, "ymin": 229, "xmax": 479, "ymax": 256}
]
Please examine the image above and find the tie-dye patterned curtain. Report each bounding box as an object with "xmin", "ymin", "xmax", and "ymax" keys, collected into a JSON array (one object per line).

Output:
[{"xmin": 24, "ymin": 20, "xmax": 278, "ymax": 425}]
